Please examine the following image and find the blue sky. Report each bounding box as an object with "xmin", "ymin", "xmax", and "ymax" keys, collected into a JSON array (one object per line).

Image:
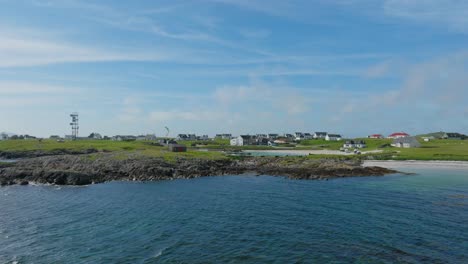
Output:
[{"xmin": 1, "ymin": 0, "xmax": 467, "ymax": 137}]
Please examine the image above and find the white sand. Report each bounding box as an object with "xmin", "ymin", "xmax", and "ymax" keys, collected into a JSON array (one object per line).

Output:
[
  {"xmin": 245, "ymin": 149, "xmax": 382, "ymax": 156},
  {"xmin": 363, "ymin": 160, "xmax": 468, "ymax": 170}
]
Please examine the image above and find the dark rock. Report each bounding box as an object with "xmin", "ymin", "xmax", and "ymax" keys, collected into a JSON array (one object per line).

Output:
[{"xmin": 0, "ymin": 153, "xmax": 398, "ymax": 186}]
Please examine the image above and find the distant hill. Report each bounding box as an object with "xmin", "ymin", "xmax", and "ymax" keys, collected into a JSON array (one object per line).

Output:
[{"xmin": 416, "ymin": 131, "xmax": 447, "ymax": 138}]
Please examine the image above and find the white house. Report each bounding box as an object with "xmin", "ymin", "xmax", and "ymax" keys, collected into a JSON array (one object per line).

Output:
[
  {"xmin": 325, "ymin": 134, "xmax": 342, "ymax": 141},
  {"xmin": 0, "ymin": 133, "xmax": 9, "ymax": 141},
  {"xmin": 198, "ymin": 135, "xmax": 209, "ymax": 141},
  {"xmin": 136, "ymin": 135, "xmax": 147, "ymax": 141},
  {"xmin": 343, "ymin": 140, "xmax": 366, "ymax": 149},
  {"xmin": 268, "ymin": 134, "xmax": 279, "ymax": 139},
  {"xmin": 294, "ymin": 132, "xmax": 304, "ymax": 141},
  {"xmin": 303, "ymin": 133, "xmax": 313, "ymax": 139},
  {"xmin": 313, "ymin": 132, "xmax": 327, "ymax": 139},
  {"xmin": 88, "ymin": 132, "xmax": 102, "ymax": 140},
  {"xmin": 112, "ymin": 135, "xmax": 137, "ymax": 141},
  {"xmin": 392, "ymin": 137, "xmax": 420, "ymax": 148},
  {"xmin": 215, "ymin": 134, "xmax": 232, "ymax": 139},
  {"xmin": 177, "ymin": 134, "xmax": 197, "ymax": 141},
  {"xmin": 230, "ymin": 135, "xmax": 256, "ymax": 146}
]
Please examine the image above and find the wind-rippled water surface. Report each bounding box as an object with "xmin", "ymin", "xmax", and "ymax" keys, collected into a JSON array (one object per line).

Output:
[{"xmin": 1, "ymin": 169, "xmax": 467, "ymax": 263}]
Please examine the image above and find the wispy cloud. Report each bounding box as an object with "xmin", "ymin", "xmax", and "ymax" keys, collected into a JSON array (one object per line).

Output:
[
  {"xmin": 383, "ymin": 0, "xmax": 468, "ymax": 33},
  {"xmin": 0, "ymin": 81, "xmax": 82, "ymax": 95},
  {"xmin": 239, "ymin": 28, "xmax": 271, "ymax": 39},
  {"xmin": 0, "ymin": 27, "xmax": 168, "ymax": 67}
]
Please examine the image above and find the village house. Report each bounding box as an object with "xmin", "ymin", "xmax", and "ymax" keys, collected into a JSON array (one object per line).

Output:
[
  {"xmin": 268, "ymin": 133, "xmax": 279, "ymax": 139},
  {"xmin": 325, "ymin": 134, "xmax": 342, "ymax": 141},
  {"xmin": 197, "ymin": 135, "xmax": 209, "ymax": 141},
  {"xmin": 256, "ymin": 137, "xmax": 270, "ymax": 146},
  {"xmin": 177, "ymin": 134, "xmax": 188, "ymax": 140},
  {"xmin": 294, "ymin": 132, "xmax": 304, "ymax": 141},
  {"xmin": 284, "ymin": 134, "xmax": 295, "ymax": 140},
  {"xmin": 112, "ymin": 135, "xmax": 137, "ymax": 141},
  {"xmin": 177, "ymin": 134, "xmax": 197, "ymax": 141},
  {"xmin": 443, "ymin": 132, "xmax": 465, "ymax": 140},
  {"xmin": 215, "ymin": 134, "xmax": 232, "ymax": 139},
  {"xmin": 230, "ymin": 135, "xmax": 257, "ymax": 146},
  {"xmin": 168, "ymin": 144, "xmax": 187, "ymax": 152},
  {"xmin": 23, "ymin": 135, "xmax": 37, "ymax": 140},
  {"xmin": 88, "ymin": 133, "xmax": 102, "ymax": 140},
  {"xmin": 392, "ymin": 137, "xmax": 421, "ymax": 148},
  {"xmin": 0, "ymin": 133, "xmax": 8, "ymax": 141},
  {"xmin": 256, "ymin": 134, "xmax": 268, "ymax": 139},
  {"xmin": 274, "ymin": 137, "xmax": 294, "ymax": 144},
  {"xmin": 313, "ymin": 132, "xmax": 327, "ymax": 139},
  {"xmin": 388, "ymin": 132, "xmax": 410, "ymax": 139},
  {"xmin": 368, "ymin": 134, "xmax": 383, "ymax": 139},
  {"xmin": 303, "ymin": 133, "xmax": 313, "ymax": 139},
  {"xmin": 145, "ymin": 134, "xmax": 157, "ymax": 141},
  {"xmin": 136, "ymin": 135, "xmax": 147, "ymax": 141},
  {"xmin": 343, "ymin": 140, "xmax": 367, "ymax": 149},
  {"xmin": 159, "ymin": 139, "xmax": 178, "ymax": 145}
]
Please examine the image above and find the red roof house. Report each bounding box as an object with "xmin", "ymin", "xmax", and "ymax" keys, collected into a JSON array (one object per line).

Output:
[{"xmin": 388, "ymin": 132, "xmax": 410, "ymax": 139}]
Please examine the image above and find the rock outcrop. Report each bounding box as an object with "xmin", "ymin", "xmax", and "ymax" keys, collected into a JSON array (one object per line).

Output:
[{"xmin": 0, "ymin": 153, "xmax": 398, "ymax": 186}]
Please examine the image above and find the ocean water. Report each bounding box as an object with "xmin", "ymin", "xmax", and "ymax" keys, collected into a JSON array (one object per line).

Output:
[{"xmin": 1, "ymin": 169, "xmax": 467, "ymax": 263}]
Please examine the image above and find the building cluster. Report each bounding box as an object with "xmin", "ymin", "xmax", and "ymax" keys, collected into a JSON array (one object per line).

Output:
[
  {"xmin": 229, "ymin": 132, "xmax": 343, "ymax": 146},
  {"xmin": 176, "ymin": 134, "xmax": 209, "ymax": 141},
  {"xmin": 1, "ymin": 130, "xmax": 466, "ymax": 151}
]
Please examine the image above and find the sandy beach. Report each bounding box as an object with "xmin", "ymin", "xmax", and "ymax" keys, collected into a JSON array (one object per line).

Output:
[
  {"xmin": 363, "ymin": 160, "xmax": 468, "ymax": 170},
  {"xmin": 245, "ymin": 149, "xmax": 383, "ymax": 156}
]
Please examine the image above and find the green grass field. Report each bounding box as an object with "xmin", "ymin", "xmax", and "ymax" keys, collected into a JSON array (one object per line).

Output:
[
  {"xmin": 0, "ymin": 139, "xmax": 227, "ymax": 161},
  {"xmin": 390, "ymin": 139, "xmax": 468, "ymax": 161},
  {"xmin": 0, "ymin": 138, "xmax": 467, "ymax": 161}
]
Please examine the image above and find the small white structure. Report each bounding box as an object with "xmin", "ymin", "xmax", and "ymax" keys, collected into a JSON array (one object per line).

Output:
[
  {"xmin": 392, "ymin": 137, "xmax": 421, "ymax": 148},
  {"xmin": 325, "ymin": 134, "xmax": 342, "ymax": 141}
]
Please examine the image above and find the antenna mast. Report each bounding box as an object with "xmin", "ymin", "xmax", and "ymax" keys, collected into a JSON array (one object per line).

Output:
[{"xmin": 70, "ymin": 112, "xmax": 79, "ymax": 140}]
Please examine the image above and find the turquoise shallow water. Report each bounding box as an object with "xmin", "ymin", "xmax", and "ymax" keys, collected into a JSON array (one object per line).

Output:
[{"xmin": 1, "ymin": 169, "xmax": 467, "ymax": 263}]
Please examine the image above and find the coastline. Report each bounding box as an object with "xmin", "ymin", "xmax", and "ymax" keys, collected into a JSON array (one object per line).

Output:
[
  {"xmin": 0, "ymin": 154, "xmax": 397, "ymax": 186},
  {"xmin": 245, "ymin": 149, "xmax": 383, "ymax": 156},
  {"xmin": 363, "ymin": 160, "xmax": 468, "ymax": 170}
]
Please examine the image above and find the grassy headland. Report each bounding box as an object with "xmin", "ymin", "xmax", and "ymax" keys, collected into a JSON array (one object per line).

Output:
[{"xmin": 0, "ymin": 137, "xmax": 467, "ymax": 161}]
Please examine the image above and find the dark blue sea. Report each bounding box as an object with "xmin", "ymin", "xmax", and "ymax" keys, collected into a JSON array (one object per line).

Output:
[{"xmin": 1, "ymin": 169, "xmax": 467, "ymax": 263}]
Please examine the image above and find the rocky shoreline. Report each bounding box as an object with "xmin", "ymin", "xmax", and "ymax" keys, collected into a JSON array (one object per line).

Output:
[{"xmin": 0, "ymin": 152, "xmax": 398, "ymax": 186}]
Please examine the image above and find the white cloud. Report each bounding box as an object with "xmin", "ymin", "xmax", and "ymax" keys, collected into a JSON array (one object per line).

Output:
[
  {"xmin": 362, "ymin": 61, "xmax": 393, "ymax": 78},
  {"xmin": 0, "ymin": 82, "xmax": 80, "ymax": 95},
  {"xmin": 383, "ymin": 0, "xmax": 468, "ymax": 33},
  {"xmin": 239, "ymin": 28, "xmax": 271, "ymax": 39},
  {"xmin": 149, "ymin": 111, "xmax": 225, "ymax": 122},
  {"xmin": 213, "ymin": 81, "xmax": 310, "ymax": 114},
  {"xmin": 0, "ymin": 27, "xmax": 167, "ymax": 67}
]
